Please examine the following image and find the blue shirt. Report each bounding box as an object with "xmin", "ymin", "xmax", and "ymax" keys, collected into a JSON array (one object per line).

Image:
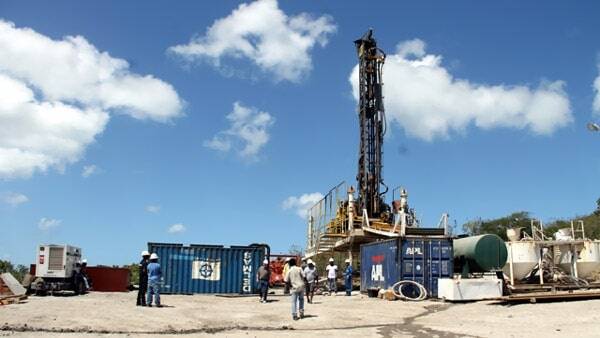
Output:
[
  {"xmin": 147, "ymin": 262, "xmax": 162, "ymax": 281},
  {"xmin": 344, "ymin": 265, "xmax": 353, "ymax": 279}
]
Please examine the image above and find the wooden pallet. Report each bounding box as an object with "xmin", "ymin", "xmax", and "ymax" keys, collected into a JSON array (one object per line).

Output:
[
  {"xmin": 0, "ymin": 294, "xmax": 27, "ymax": 305},
  {"xmin": 502, "ymin": 288, "xmax": 600, "ymax": 302}
]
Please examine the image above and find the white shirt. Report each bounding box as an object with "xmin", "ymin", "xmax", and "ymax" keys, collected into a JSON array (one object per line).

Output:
[{"xmin": 326, "ymin": 264, "xmax": 338, "ymax": 279}]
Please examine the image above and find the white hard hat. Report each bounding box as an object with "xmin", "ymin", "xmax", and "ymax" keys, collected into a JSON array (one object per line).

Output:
[
  {"xmin": 150, "ymin": 253, "xmax": 159, "ymax": 260},
  {"xmin": 81, "ymin": 259, "xmax": 87, "ymax": 264},
  {"xmin": 263, "ymin": 259, "xmax": 269, "ymax": 264},
  {"xmin": 345, "ymin": 259, "xmax": 350, "ymax": 263},
  {"xmin": 141, "ymin": 250, "xmax": 150, "ymax": 257},
  {"xmin": 329, "ymin": 258, "xmax": 334, "ymax": 262},
  {"xmin": 307, "ymin": 259, "xmax": 314, "ymax": 264}
]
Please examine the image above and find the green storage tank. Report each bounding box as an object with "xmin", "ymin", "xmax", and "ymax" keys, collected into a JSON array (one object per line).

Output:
[{"xmin": 453, "ymin": 234, "xmax": 507, "ymax": 275}]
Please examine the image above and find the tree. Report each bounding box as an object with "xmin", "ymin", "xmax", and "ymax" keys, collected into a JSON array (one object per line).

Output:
[
  {"xmin": 288, "ymin": 244, "xmax": 304, "ymax": 258},
  {"xmin": 123, "ymin": 263, "xmax": 140, "ymax": 285},
  {"xmin": 0, "ymin": 260, "xmax": 29, "ymax": 282},
  {"xmin": 462, "ymin": 218, "xmax": 482, "ymax": 236},
  {"xmin": 595, "ymin": 198, "xmax": 600, "ymax": 216},
  {"xmin": 0, "ymin": 260, "xmax": 14, "ymax": 274},
  {"xmin": 461, "ymin": 211, "xmax": 532, "ymax": 240}
]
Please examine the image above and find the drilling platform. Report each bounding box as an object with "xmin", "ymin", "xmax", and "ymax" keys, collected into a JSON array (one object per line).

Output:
[{"xmin": 305, "ymin": 30, "xmax": 449, "ymax": 261}]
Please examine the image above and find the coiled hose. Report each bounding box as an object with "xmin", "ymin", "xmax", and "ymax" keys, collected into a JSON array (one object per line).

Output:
[{"xmin": 392, "ymin": 280, "xmax": 428, "ymax": 301}]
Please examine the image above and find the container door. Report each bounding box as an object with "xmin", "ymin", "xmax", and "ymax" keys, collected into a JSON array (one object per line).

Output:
[
  {"xmin": 400, "ymin": 239, "xmax": 426, "ymax": 297},
  {"xmin": 400, "ymin": 239, "xmax": 426, "ymax": 282},
  {"xmin": 360, "ymin": 240, "xmax": 399, "ymax": 291},
  {"xmin": 426, "ymin": 239, "xmax": 453, "ymax": 298}
]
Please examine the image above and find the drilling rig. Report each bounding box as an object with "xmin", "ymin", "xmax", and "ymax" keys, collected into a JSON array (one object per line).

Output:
[
  {"xmin": 305, "ymin": 30, "xmax": 447, "ymax": 260},
  {"xmin": 354, "ymin": 29, "xmax": 389, "ymax": 222}
]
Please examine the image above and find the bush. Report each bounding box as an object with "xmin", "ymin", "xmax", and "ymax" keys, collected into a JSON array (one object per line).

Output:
[{"xmin": 0, "ymin": 260, "xmax": 29, "ymax": 283}]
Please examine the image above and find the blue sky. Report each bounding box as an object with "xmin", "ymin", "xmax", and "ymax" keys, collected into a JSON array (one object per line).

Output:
[{"xmin": 1, "ymin": 1, "xmax": 599, "ymax": 265}]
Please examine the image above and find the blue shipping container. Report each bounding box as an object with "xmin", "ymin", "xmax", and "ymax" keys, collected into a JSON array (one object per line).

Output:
[
  {"xmin": 360, "ymin": 237, "xmax": 453, "ymax": 298},
  {"xmin": 148, "ymin": 243, "xmax": 267, "ymax": 294}
]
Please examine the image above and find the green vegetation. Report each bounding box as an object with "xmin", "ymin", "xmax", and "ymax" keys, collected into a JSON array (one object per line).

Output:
[
  {"xmin": 462, "ymin": 211, "xmax": 533, "ymax": 240},
  {"xmin": 462, "ymin": 198, "xmax": 600, "ymax": 240},
  {"xmin": 0, "ymin": 260, "xmax": 29, "ymax": 282},
  {"xmin": 123, "ymin": 263, "xmax": 140, "ymax": 285}
]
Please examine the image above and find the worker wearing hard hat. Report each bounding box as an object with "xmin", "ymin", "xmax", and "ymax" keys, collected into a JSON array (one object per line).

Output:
[
  {"xmin": 146, "ymin": 253, "xmax": 162, "ymax": 307},
  {"xmin": 137, "ymin": 250, "xmax": 150, "ymax": 306},
  {"xmin": 74, "ymin": 259, "xmax": 91, "ymax": 294},
  {"xmin": 256, "ymin": 259, "xmax": 270, "ymax": 303},
  {"xmin": 80, "ymin": 259, "xmax": 90, "ymax": 291},
  {"xmin": 344, "ymin": 259, "xmax": 353, "ymax": 296},
  {"xmin": 283, "ymin": 257, "xmax": 291, "ymax": 295},
  {"xmin": 325, "ymin": 258, "xmax": 338, "ymax": 295},
  {"xmin": 303, "ymin": 259, "xmax": 318, "ymax": 303}
]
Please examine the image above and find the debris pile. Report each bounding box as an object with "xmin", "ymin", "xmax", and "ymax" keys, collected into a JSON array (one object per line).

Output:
[{"xmin": 0, "ymin": 273, "xmax": 27, "ymax": 306}]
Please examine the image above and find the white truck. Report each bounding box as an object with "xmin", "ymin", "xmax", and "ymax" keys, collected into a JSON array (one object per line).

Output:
[{"xmin": 31, "ymin": 244, "xmax": 88, "ymax": 295}]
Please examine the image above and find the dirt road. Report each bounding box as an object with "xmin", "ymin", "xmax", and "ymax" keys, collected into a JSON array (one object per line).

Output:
[{"xmin": 1, "ymin": 291, "xmax": 600, "ymax": 337}]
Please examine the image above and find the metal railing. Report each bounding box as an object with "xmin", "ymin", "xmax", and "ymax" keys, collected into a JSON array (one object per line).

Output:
[{"xmin": 306, "ymin": 181, "xmax": 348, "ymax": 254}]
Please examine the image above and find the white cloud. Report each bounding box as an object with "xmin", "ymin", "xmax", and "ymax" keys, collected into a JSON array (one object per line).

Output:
[
  {"xmin": 0, "ymin": 20, "xmax": 184, "ymax": 179},
  {"xmin": 168, "ymin": 0, "xmax": 336, "ymax": 82},
  {"xmin": 81, "ymin": 164, "xmax": 101, "ymax": 178},
  {"xmin": 145, "ymin": 205, "xmax": 161, "ymax": 214},
  {"xmin": 38, "ymin": 217, "xmax": 61, "ymax": 230},
  {"xmin": 204, "ymin": 102, "xmax": 274, "ymax": 160},
  {"xmin": 1, "ymin": 191, "xmax": 29, "ymax": 207},
  {"xmin": 282, "ymin": 192, "xmax": 324, "ymax": 219},
  {"xmin": 594, "ymin": 62, "xmax": 600, "ymax": 116},
  {"xmin": 349, "ymin": 39, "xmax": 573, "ymax": 141},
  {"xmin": 168, "ymin": 223, "xmax": 186, "ymax": 234}
]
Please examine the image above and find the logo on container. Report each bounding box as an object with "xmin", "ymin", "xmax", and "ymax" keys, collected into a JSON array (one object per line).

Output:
[
  {"xmin": 192, "ymin": 259, "xmax": 221, "ymax": 281},
  {"xmin": 405, "ymin": 247, "xmax": 423, "ymax": 256},
  {"xmin": 371, "ymin": 255, "xmax": 384, "ymax": 264},
  {"xmin": 371, "ymin": 264, "xmax": 385, "ymax": 281},
  {"xmin": 242, "ymin": 252, "xmax": 252, "ymax": 293}
]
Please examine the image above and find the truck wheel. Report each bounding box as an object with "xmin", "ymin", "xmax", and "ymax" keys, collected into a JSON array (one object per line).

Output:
[{"xmin": 33, "ymin": 278, "xmax": 47, "ymax": 296}]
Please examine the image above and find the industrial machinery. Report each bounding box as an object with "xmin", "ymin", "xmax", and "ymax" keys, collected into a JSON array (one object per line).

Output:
[
  {"xmin": 268, "ymin": 254, "xmax": 300, "ymax": 287},
  {"xmin": 354, "ymin": 29, "xmax": 389, "ymax": 221},
  {"xmin": 437, "ymin": 234, "xmax": 507, "ymax": 301},
  {"xmin": 305, "ymin": 30, "xmax": 449, "ymax": 261},
  {"xmin": 500, "ymin": 221, "xmax": 600, "ymax": 301},
  {"xmin": 30, "ymin": 244, "xmax": 88, "ymax": 295}
]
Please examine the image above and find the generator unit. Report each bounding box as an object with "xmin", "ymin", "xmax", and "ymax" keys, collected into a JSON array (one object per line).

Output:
[{"xmin": 31, "ymin": 244, "xmax": 87, "ymax": 294}]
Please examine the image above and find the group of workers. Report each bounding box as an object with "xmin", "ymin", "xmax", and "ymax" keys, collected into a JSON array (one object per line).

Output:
[
  {"xmin": 136, "ymin": 250, "xmax": 162, "ymax": 307},
  {"xmin": 133, "ymin": 250, "xmax": 354, "ymax": 320},
  {"xmin": 257, "ymin": 257, "xmax": 354, "ymax": 320}
]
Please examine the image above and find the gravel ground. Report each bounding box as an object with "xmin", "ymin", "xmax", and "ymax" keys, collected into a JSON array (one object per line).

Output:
[{"xmin": 1, "ymin": 291, "xmax": 600, "ymax": 337}]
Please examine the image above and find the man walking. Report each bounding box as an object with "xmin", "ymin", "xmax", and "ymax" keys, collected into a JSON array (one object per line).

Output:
[
  {"xmin": 284, "ymin": 258, "xmax": 305, "ymax": 321},
  {"xmin": 257, "ymin": 259, "xmax": 270, "ymax": 303},
  {"xmin": 137, "ymin": 250, "xmax": 150, "ymax": 306},
  {"xmin": 303, "ymin": 259, "xmax": 318, "ymax": 303},
  {"xmin": 325, "ymin": 258, "xmax": 338, "ymax": 295},
  {"xmin": 147, "ymin": 253, "xmax": 162, "ymax": 307},
  {"xmin": 344, "ymin": 259, "xmax": 353, "ymax": 296}
]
